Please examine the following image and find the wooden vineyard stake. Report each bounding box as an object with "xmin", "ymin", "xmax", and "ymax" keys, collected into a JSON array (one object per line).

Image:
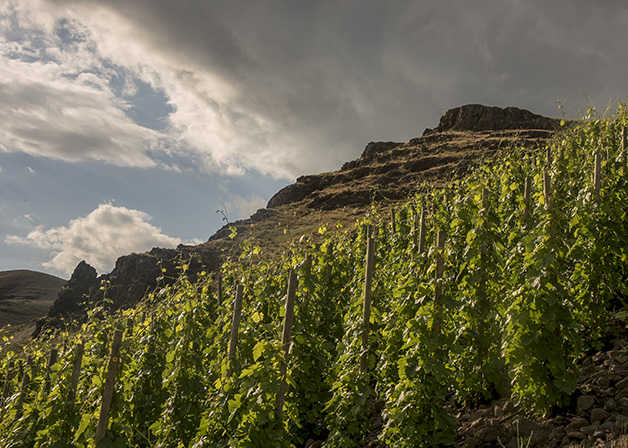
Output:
[
  {"xmin": 481, "ymin": 188, "xmax": 489, "ymax": 256},
  {"xmin": 67, "ymin": 343, "xmax": 84, "ymax": 408},
  {"xmin": 412, "ymin": 207, "xmax": 418, "ymax": 249},
  {"xmin": 325, "ymin": 243, "xmax": 333, "ymax": 282},
  {"xmin": 434, "ymin": 231, "xmax": 446, "ymax": 334},
  {"xmin": 418, "ymin": 207, "xmax": 427, "ymax": 254},
  {"xmin": 594, "ymin": 152, "xmax": 602, "ymax": 201},
  {"xmin": 95, "ymin": 329, "xmax": 124, "ymax": 444},
  {"xmin": 42, "ymin": 348, "xmax": 58, "ymax": 396},
  {"xmin": 523, "ymin": 176, "xmax": 531, "ymax": 221},
  {"xmin": 15, "ymin": 356, "xmax": 31, "ymax": 419},
  {"xmin": 217, "ymin": 275, "xmax": 223, "ymax": 306},
  {"xmin": 126, "ymin": 318, "xmax": 134, "ymax": 336},
  {"xmin": 543, "ymin": 170, "xmax": 552, "ymax": 209},
  {"xmin": 304, "ymin": 255, "xmax": 312, "ymax": 277},
  {"xmin": 360, "ymin": 237, "xmax": 375, "ymax": 373},
  {"xmin": 226, "ymin": 285, "xmax": 244, "ymax": 378},
  {"xmin": 1, "ymin": 359, "xmax": 14, "ymax": 407},
  {"xmin": 391, "ymin": 208, "xmax": 397, "ymax": 234},
  {"xmin": 276, "ymin": 271, "xmax": 298, "ymax": 418},
  {"xmin": 546, "ymin": 147, "xmax": 552, "ymax": 167},
  {"xmin": 622, "ymin": 126, "xmax": 627, "ymax": 176}
]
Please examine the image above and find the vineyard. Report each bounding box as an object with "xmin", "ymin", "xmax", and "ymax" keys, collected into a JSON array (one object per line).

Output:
[{"xmin": 2, "ymin": 107, "xmax": 628, "ymax": 447}]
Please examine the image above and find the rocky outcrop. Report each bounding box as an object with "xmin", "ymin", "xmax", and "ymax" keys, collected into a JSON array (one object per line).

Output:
[
  {"xmin": 424, "ymin": 104, "xmax": 563, "ymax": 135},
  {"xmin": 35, "ymin": 243, "xmax": 224, "ymax": 334},
  {"xmin": 47, "ymin": 261, "xmax": 97, "ymax": 318},
  {"xmin": 34, "ymin": 261, "xmax": 98, "ymax": 335},
  {"xmin": 267, "ymin": 105, "xmax": 560, "ymax": 210}
]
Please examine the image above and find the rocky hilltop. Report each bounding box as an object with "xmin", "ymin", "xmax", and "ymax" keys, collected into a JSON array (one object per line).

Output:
[{"xmin": 36, "ymin": 104, "xmax": 563, "ymax": 332}]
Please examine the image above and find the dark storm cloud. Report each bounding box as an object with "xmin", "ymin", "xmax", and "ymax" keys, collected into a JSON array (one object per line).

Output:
[{"xmin": 12, "ymin": 0, "xmax": 628, "ymax": 177}]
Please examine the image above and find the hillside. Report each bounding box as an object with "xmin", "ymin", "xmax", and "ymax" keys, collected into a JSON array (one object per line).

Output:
[
  {"xmin": 0, "ymin": 270, "xmax": 65, "ymax": 328},
  {"xmin": 3, "ymin": 104, "xmax": 628, "ymax": 447},
  {"xmin": 36, "ymin": 104, "xmax": 562, "ymax": 331}
]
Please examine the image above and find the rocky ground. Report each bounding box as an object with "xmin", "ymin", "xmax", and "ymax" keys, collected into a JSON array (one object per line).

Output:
[{"xmin": 457, "ymin": 332, "xmax": 628, "ymax": 448}]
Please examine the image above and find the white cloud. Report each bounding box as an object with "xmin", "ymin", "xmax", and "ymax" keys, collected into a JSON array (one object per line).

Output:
[
  {"xmin": 0, "ymin": 56, "xmax": 161, "ymax": 167},
  {"xmin": 6, "ymin": 203, "xmax": 188, "ymax": 275},
  {"xmin": 224, "ymin": 193, "xmax": 267, "ymax": 220},
  {"xmin": 12, "ymin": 214, "xmax": 36, "ymax": 227}
]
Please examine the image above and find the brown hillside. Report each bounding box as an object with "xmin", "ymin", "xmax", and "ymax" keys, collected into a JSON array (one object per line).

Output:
[
  {"xmin": 0, "ymin": 270, "xmax": 66, "ymax": 328},
  {"xmin": 37, "ymin": 104, "xmax": 563, "ymax": 330}
]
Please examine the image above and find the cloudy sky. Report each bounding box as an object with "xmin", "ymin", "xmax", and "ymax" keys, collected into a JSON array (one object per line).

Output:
[{"xmin": 1, "ymin": 0, "xmax": 627, "ymax": 279}]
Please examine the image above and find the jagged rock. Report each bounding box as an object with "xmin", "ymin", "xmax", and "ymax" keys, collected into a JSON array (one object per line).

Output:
[
  {"xmin": 267, "ymin": 177, "xmax": 321, "ymax": 209},
  {"xmin": 423, "ymin": 104, "xmax": 562, "ymax": 134},
  {"xmin": 33, "ymin": 261, "xmax": 98, "ymax": 336},
  {"xmin": 48, "ymin": 261, "xmax": 97, "ymax": 318},
  {"xmin": 99, "ymin": 250, "xmax": 174, "ymax": 310},
  {"xmin": 361, "ymin": 141, "xmax": 402, "ymax": 159}
]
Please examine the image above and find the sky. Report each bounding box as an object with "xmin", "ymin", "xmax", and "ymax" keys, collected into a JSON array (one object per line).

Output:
[{"xmin": 1, "ymin": 0, "xmax": 627, "ymax": 279}]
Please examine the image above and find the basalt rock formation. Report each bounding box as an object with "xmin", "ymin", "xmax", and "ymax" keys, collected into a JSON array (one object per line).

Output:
[
  {"xmin": 39, "ymin": 104, "xmax": 564, "ymax": 329},
  {"xmin": 424, "ymin": 103, "xmax": 563, "ymax": 134}
]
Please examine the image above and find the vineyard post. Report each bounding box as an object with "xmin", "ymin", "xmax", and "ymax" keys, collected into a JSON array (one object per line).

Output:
[
  {"xmin": 360, "ymin": 236, "xmax": 375, "ymax": 373},
  {"xmin": 412, "ymin": 207, "xmax": 418, "ymax": 249},
  {"xmin": 434, "ymin": 230, "xmax": 446, "ymax": 334},
  {"xmin": 277, "ymin": 271, "xmax": 298, "ymax": 419},
  {"xmin": 15, "ymin": 356, "xmax": 31, "ymax": 419},
  {"xmin": 481, "ymin": 188, "xmax": 488, "ymax": 256},
  {"xmin": 95, "ymin": 329, "xmax": 124, "ymax": 444},
  {"xmin": 67, "ymin": 343, "xmax": 84, "ymax": 408},
  {"xmin": 391, "ymin": 208, "xmax": 397, "ymax": 234},
  {"xmin": 594, "ymin": 152, "xmax": 602, "ymax": 201},
  {"xmin": 546, "ymin": 147, "xmax": 552, "ymax": 167},
  {"xmin": 1, "ymin": 359, "xmax": 14, "ymax": 407},
  {"xmin": 523, "ymin": 177, "xmax": 531, "ymax": 222},
  {"xmin": 226, "ymin": 284, "xmax": 244, "ymax": 378},
  {"xmin": 217, "ymin": 275, "xmax": 223, "ymax": 306},
  {"xmin": 125, "ymin": 318, "xmax": 134, "ymax": 336},
  {"xmin": 543, "ymin": 170, "xmax": 552, "ymax": 209},
  {"xmin": 622, "ymin": 126, "xmax": 626, "ymax": 175},
  {"xmin": 418, "ymin": 207, "xmax": 427, "ymax": 254},
  {"xmin": 304, "ymin": 255, "xmax": 312, "ymax": 278},
  {"xmin": 42, "ymin": 348, "xmax": 58, "ymax": 395},
  {"xmin": 325, "ymin": 243, "xmax": 333, "ymax": 282}
]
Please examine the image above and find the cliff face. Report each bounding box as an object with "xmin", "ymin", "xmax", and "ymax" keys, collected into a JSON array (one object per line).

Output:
[
  {"xmin": 38, "ymin": 104, "xmax": 564, "ymax": 330},
  {"xmin": 425, "ymin": 103, "xmax": 562, "ymax": 134}
]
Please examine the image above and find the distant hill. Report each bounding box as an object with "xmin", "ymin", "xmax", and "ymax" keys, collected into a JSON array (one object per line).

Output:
[{"xmin": 0, "ymin": 270, "xmax": 66, "ymax": 328}]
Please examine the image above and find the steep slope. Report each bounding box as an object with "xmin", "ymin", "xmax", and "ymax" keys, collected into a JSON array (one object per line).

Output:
[
  {"xmin": 37, "ymin": 104, "xmax": 564, "ymax": 330},
  {"xmin": 0, "ymin": 270, "xmax": 66, "ymax": 328}
]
